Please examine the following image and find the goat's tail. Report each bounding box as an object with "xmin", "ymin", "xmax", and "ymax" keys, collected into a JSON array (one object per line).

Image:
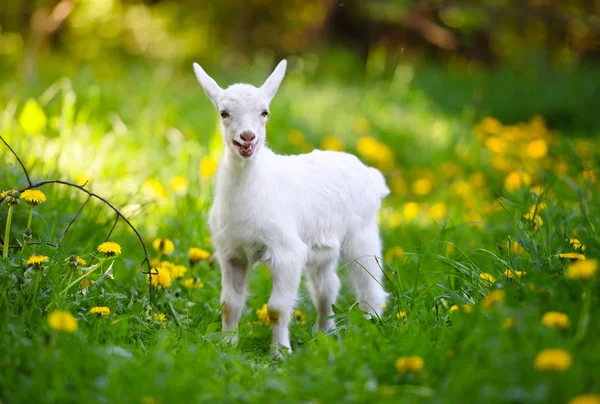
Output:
[{"xmin": 368, "ymin": 167, "xmax": 390, "ymax": 198}]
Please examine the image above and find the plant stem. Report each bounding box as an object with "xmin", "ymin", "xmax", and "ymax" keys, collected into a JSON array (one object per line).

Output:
[
  {"xmin": 61, "ymin": 259, "xmax": 105, "ymax": 295},
  {"xmin": 27, "ymin": 207, "xmax": 33, "ymax": 229},
  {"xmin": 3, "ymin": 205, "xmax": 14, "ymax": 258},
  {"xmin": 574, "ymin": 283, "xmax": 592, "ymax": 345}
]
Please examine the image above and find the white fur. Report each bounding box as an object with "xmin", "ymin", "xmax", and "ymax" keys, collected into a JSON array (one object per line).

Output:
[{"xmin": 193, "ymin": 60, "xmax": 390, "ymax": 352}]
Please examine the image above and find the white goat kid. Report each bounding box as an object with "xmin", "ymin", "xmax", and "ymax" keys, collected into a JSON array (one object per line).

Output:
[{"xmin": 193, "ymin": 60, "xmax": 390, "ymax": 352}]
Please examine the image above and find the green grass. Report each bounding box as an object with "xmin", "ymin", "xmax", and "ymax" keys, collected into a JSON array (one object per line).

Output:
[{"xmin": 1, "ymin": 56, "xmax": 599, "ymax": 403}]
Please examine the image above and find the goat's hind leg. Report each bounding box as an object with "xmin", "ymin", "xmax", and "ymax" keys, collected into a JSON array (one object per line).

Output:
[
  {"xmin": 219, "ymin": 255, "xmax": 250, "ymax": 345},
  {"xmin": 306, "ymin": 258, "xmax": 341, "ymax": 333},
  {"xmin": 343, "ymin": 223, "xmax": 388, "ymax": 319}
]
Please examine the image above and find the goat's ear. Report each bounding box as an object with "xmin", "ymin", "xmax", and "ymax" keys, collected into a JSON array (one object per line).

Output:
[
  {"xmin": 260, "ymin": 60, "xmax": 287, "ymax": 102},
  {"xmin": 193, "ymin": 63, "xmax": 223, "ymax": 109}
]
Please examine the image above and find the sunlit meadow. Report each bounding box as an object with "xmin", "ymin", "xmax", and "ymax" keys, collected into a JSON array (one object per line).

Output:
[{"xmin": 1, "ymin": 53, "xmax": 600, "ymax": 402}]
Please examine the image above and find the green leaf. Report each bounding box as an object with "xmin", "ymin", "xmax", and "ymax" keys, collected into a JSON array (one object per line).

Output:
[{"xmin": 18, "ymin": 99, "xmax": 47, "ymax": 135}]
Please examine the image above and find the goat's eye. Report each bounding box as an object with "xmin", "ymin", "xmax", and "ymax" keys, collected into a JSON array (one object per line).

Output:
[
  {"xmin": 220, "ymin": 111, "xmax": 230, "ymax": 119},
  {"xmin": 261, "ymin": 110, "xmax": 269, "ymax": 118}
]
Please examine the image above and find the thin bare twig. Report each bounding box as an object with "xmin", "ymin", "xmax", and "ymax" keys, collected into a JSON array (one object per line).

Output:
[
  {"xmin": 9, "ymin": 241, "xmax": 58, "ymax": 249},
  {"xmin": 57, "ymin": 194, "xmax": 91, "ymax": 246},
  {"xmin": 0, "ymin": 136, "xmax": 32, "ymax": 186},
  {"xmin": 105, "ymin": 215, "xmax": 120, "ymax": 243}
]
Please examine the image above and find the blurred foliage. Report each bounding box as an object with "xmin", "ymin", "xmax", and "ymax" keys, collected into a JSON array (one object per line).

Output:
[{"xmin": 0, "ymin": 0, "xmax": 599, "ymax": 72}]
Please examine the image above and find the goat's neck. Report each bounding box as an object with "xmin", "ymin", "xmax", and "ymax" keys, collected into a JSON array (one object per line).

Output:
[{"xmin": 217, "ymin": 146, "xmax": 274, "ymax": 188}]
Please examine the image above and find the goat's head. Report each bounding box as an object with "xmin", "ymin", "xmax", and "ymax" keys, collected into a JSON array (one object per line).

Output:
[{"xmin": 193, "ymin": 60, "xmax": 287, "ymax": 161}]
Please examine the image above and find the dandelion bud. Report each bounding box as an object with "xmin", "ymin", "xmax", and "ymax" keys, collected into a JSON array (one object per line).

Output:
[{"xmin": 1, "ymin": 190, "xmax": 21, "ymax": 206}]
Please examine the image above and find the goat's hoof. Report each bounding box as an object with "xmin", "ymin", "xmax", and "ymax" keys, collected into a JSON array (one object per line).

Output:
[
  {"xmin": 271, "ymin": 344, "xmax": 292, "ymax": 360},
  {"xmin": 222, "ymin": 332, "xmax": 239, "ymax": 346}
]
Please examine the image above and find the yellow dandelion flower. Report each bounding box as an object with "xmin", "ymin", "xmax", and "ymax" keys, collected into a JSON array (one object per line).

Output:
[
  {"xmin": 428, "ymin": 203, "xmax": 447, "ymax": 219},
  {"xmin": 485, "ymin": 137, "xmax": 508, "ymax": 154},
  {"xmin": 154, "ymin": 313, "xmax": 166, "ymax": 322},
  {"xmin": 479, "ymin": 273, "xmax": 496, "ymax": 285},
  {"xmin": 356, "ymin": 136, "xmax": 394, "ymax": 172},
  {"xmin": 189, "ymin": 247, "xmax": 210, "ymax": 263},
  {"xmin": 503, "ymin": 317, "xmax": 517, "ymax": 329},
  {"xmin": 381, "ymin": 302, "xmax": 387, "ymax": 309},
  {"xmin": 523, "ymin": 211, "xmax": 544, "ymax": 227},
  {"xmin": 169, "ymin": 176, "xmax": 189, "ymax": 194},
  {"xmin": 403, "ymin": 202, "xmax": 420, "ymax": 219},
  {"xmin": 171, "ymin": 265, "xmax": 187, "ymax": 279},
  {"xmin": 90, "ymin": 306, "xmax": 111, "ymax": 317},
  {"xmin": 20, "ymin": 189, "xmax": 46, "ymax": 206},
  {"xmin": 97, "ymin": 241, "xmax": 121, "ymax": 256},
  {"xmin": 412, "ymin": 178, "xmax": 433, "ymax": 196},
  {"xmin": 581, "ymin": 169, "xmax": 597, "ymax": 184},
  {"xmin": 449, "ymin": 304, "xmax": 472, "ymax": 313},
  {"xmin": 397, "ymin": 311, "xmax": 407, "ymax": 319},
  {"xmin": 288, "ymin": 129, "xmax": 306, "ymax": 147},
  {"xmin": 478, "ymin": 117, "xmax": 502, "ymax": 135},
  {"xmin": 568, "ymin": 239, "xmax": 586, "ymax": 252},
  {"xmin": 482, "ymin": 289, "xmax": 505, "ymax": 309},
  {"xmin": 47, "ymin": 310, "xmax": 78, "ymax": 332},
  {"xmin": 76, "ymin": 256, "xmax": 87, "ymax": 266},
  {"xmin": 141, "ymin": 178, "xmax": 167, "ymax": 199},
  {"xmin": 566, "ymin": 259, "xmax": 597, "ymax": 280},
  {"xmin": 199, "ymin": 156, "xmax": 218, "ymax": 178},
  {"xmin": 152, "ymin": 237, "xmax": 175, "ymax": 256},
  {"xmin": 160, "ymin": 261, "xmax": 173, "ymax": 273},
  {"xmin": 395, "ymin": 356, "xmax": 424, "ymax": 375},
  {"xmin": 150, "ymin": 268, "xmax": 172, "ymax": 288},
  {"xmin": 526, "ymin": 138, "xmax": 548, "ymax": 159},
  {"xmin": 321, "ymin": 136, "xmax": 344, "ymax": 151},
  {"xmin": 385, "ymin": 246, "xmax": 404, "ymax": 263},
  {"xmin": 294, "ymin": 310, "xmax": 306, "ymax": 324},
  {"xmin": 505, "ymin": 171, "xmax": 531, "ymax": 193},
  {"xmin": 256, "ymin": 304, "xmax": 270, "ymax": 326},
  {"xmin": 534, "ymin": 349, "xmax": 572, "ymax": 372},
  {"xmin": 504, "ymin": 269, "xmax": 527, "ymax": 280},
  {"xmin": 557, "ymin": 252, "xmax": 586, "ymax": 261},
  {"xmin": 541, "ymin": 312, "xmax": 570, "ymax": 329},
  {"xmin": 568, "ymin": 394, "xmax": 600, "ymax": 404},
  {"xmin": 183, "ymin": 277, "xmax": 204, "ymax": 289},
  {"xmin": 504, "ymin": 240, "xmax": 524, "ymax": 255},
  {"xmin": 26, "ymin": 255, "xmax": 49, "ymax": 266},
  {"xmin": 469, "ymin": 172, "xmax": 487, "ymax": 188}
]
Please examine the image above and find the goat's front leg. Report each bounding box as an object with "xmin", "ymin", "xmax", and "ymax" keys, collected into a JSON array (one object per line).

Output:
[
  {"xmin": 220, "ymin": 255, "xmax": 249, "ymax": 345},
  {"xmin": 267, "ymin": 247, "xmax": 305, "ymax": 353}
]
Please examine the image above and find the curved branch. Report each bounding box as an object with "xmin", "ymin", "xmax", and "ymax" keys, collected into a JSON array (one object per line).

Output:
[
  {"xmin": 1, "ymin": 136, "xmax": 32, "ymax": 186},
  {"xmin": 1, "ymin": 135, "xmax": 154, "ymax": 304},
  {"xmin": 20, "ymin": 180, "xmax": 152, "ymax": 276}
]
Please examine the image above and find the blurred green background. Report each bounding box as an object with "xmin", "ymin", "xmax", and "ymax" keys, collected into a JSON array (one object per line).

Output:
[{"xmin": 1, "ymin": 0, "xmax": 599, "ymax": 126}]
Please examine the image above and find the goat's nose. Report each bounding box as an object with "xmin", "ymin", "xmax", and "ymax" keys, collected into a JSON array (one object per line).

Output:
[{"xmin": 240, "ymin": 131, "xmax": 256, "ymax": 142}]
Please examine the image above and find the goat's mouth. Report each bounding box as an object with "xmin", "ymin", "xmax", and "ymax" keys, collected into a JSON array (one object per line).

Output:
[{"xmin": 233, "ymin": 140, "xmax": 256, "ymax": 158}]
